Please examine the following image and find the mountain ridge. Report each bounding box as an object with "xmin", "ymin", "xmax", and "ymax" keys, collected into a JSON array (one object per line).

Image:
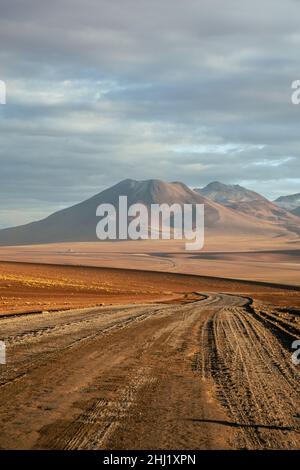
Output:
[
  {"xmin": 0, "ymin": 178, "xmax": 298, "ymax": 246},
  {"xmin": 274, "ymin": 193, "xmax": 300, "ymax": 217},
  {"xmin": 195, "ymin": 181, "xmax": 300, "ymax": 230}
]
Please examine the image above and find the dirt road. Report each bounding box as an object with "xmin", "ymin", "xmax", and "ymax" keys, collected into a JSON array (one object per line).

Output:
[{"xmin": 0, "ymin": 294, "xmax": 300, "ymax": 450}]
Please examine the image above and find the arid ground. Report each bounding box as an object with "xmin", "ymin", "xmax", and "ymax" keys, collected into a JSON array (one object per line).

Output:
[
  {"xmin": 0, "ymin": 238, "xmax": 299, "ymax": 286},
  {"xmin": 1, "ymin": 261, "xmax": 300, "ymax": 449}
]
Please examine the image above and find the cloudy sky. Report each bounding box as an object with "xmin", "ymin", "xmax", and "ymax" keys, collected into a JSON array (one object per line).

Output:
[{"xmin": 0, "ymin": 0, "xmax": 300, "ymax": 228}]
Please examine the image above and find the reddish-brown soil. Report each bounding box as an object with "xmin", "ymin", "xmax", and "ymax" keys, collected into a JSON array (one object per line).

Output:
[
  {"xmin": 1, "ymin": 261, "xmax": 300, "ymax": 316},
  {"xmin": 0, "ymin": 293, "xmax": 300, "ymax": 450},
  {"xmin": 1, "ymin": 261, "xmax": 300, "ymax": 450},
  {"xmin": 0, "ymin": 240, "xmax": 299, "ymax": 286}
]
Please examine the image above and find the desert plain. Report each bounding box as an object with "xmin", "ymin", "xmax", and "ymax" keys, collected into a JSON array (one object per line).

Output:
[{"xmin": 0, "ymin": 243, "xmax": 300, "ymax": 449}]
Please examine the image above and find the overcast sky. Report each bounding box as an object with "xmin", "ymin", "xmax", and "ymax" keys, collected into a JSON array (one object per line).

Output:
[{"xmin": 0, "ymin": 0, "xmax": 300, "ymax": 228}]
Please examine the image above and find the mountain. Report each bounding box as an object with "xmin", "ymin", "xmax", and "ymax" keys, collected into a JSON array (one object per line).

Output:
[
  {"xmin": 195, "ymin": 181, "xmax": 300, "ymax": 230},
  {"xmin": 0, "ymin": 178, "xmax": 294, "ymax": 246},
  {"xmin": 195, "ymin": 181, "xmax": 264, "ymax": 206},
  {"xmin": 292, "ymin": 207, "xmax": 300, "ymax": 217},
  {"xmin": 274, "ymin": 193, "xmax": 300, "ymax": 217}
]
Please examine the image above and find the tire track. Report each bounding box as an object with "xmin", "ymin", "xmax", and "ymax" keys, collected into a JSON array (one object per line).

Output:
[
  {"xmin": 201, "ymin": 295, "xmax": 300, "ymax": 449},
  {"xmin": 1, "ymin": 292, "xmax": 299, "ymax": 450}
]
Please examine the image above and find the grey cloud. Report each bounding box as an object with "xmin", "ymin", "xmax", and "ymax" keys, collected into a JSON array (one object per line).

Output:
[{"xmin": 0, "ymin": 0, "xmax": 300, "ymax": 227}]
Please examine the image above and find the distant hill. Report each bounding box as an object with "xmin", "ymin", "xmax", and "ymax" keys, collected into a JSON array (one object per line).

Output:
[
  {"xmin": 0, "ymin": 179, "xmax": 298, "ymax": 246},
  {"xmin": 292, "ymin": 206, "xmax": 300, "ymax": 217},
  {"xmin": 195, "ymin": 181, "xmax": 300, "ymax": 232},
  {"xmin": 195, "ymin": 181, "xmax": 263, "ymax": 206},
  {"xmin": 274, "ymin": 193, "xmax": 300, "ymax": 218}
]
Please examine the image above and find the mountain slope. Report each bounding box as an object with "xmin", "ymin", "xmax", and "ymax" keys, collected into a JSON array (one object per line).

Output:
[
  {"xmin": 195, "ymin": 181, "xmax": 300, "ymax": 230},
  {"xmin": 292, "ymin": 207, "xmax": 300, "ymax": 217},
  {"xmin": 0, "ymin": 179, "xmax": 297, "ymax": 246},
  {"xmin": 274, "ymin": 193, "xmax": 300, "ymax": 217},
  {"xmin": 195, "ymin": 181, "xmax": 262, "ymax": 206}
]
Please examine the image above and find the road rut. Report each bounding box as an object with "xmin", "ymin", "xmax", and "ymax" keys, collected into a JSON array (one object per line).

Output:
[{"xmin": 0, "ymin": 294, "xmax": 299, "ymax": 449}]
